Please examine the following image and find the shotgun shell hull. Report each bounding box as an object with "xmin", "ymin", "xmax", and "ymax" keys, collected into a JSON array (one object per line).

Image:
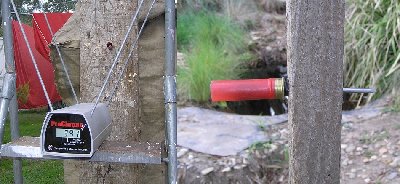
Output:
[{"xmin": 210, "ymin": 78, "xmax": 285, "ymax": 102}]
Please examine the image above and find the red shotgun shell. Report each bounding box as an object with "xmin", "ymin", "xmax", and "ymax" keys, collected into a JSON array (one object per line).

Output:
[{"xmin": 210, "ymin": 78, "xmax": 284, "ymax": 102}]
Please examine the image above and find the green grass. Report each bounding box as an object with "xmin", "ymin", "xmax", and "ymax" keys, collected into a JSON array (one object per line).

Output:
[
  {"xmin": 177, "ymin": 10, "xmax": 253, "ymax": 103},
  {"xmin": 178, "ymin": 0, "xmax": 222, "ymax": 12},
  {"xmin": 0, "ymin": 111, "xmax": 63, "ymax": 184},
  {"xmin": 391, "ymin": 95, "xmax": 400, "ymax": 112},
  {"xmin": 344, "ymin": 0, "xmax": 400, "ymax": 106},
  {"xmin": 177, "ymin": 11, "xmax": 246, "ymax": 51},
  {"xmin": 249, "ymin": 141, "xmax": 272, "ymax": 152}
]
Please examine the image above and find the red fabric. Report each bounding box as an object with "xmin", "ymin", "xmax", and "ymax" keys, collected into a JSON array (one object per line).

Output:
[
  {"xmin": 12, "ymin": 21, "xmax": 62, "ymax": 109},
  {"xmin": 32, "ymin": 13, "xmax": 72, "ymax": 61}
]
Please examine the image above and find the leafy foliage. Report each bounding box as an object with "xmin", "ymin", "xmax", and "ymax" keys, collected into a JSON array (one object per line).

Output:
[
  {"xmin": 43, "ymin": 0, "xmax": 76, "ymax": 13},
  {"xmin": 0, "ymin": 0, "xmax": 77, "ymax": 36},
  {"xmin": 16, "ymin": 82, "xmax": 30, "ymax": 105},
  {"xmin": 12, "ymin": 0, "xmax": 76, "ymax": 13}
]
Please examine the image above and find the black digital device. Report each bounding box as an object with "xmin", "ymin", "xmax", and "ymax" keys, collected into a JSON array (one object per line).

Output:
[
  {"xmin": 41, "ymin": 103, "xmax": 111, "ymax": 157},
  {"xmin": 43, "ymin": 113, "xmax": 91, "ymax": 155}
]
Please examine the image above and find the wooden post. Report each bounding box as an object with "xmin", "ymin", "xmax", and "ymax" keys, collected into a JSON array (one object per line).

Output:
[{"xmin": 287, "ymin": 0, "xmax": 344, "ymax": 183}]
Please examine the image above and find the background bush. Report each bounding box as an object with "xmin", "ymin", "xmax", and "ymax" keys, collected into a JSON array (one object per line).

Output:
[
  {"xmin": 177, "ymin": 10, "xmax": 252, "ymax": 103},
  {"xmin": 344, "ymin": 0, "xmax": 400, "ymax": 106}
]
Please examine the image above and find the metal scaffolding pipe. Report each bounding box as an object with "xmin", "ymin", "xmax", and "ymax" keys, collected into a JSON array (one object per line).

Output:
[
  {"xmin": 10, "ymin": 95, "xmax": 21, "ymax": 184},
  {"xmin": 165, "ymin": 0, "xmax": 177, "ymax": 183},
  {"xmin": 2, "ymin": 0, "xmax": 15, "ymax": 73},
  {"xmin": 0, "ymin": 75, "xmax": 15, "ymax": 145},
  {"xmin": 1, "ymin": 0, "xmax": 23, "ymax": 183},
  {"xmin": 0, "ymin": 75, "xmax": 22, "ymax": 184}
]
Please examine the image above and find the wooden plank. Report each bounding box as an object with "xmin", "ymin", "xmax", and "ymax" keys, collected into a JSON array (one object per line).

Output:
[{"xmin": 287, "ymin": 0, "xmax": 344, "ymax": 183}]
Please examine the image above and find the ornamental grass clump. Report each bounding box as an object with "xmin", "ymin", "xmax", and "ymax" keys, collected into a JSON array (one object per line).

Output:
[
  {"xmin": 344, "ymin": 0, "xmax": 400, "ymax": 106},
  {"xmin": 177, "ymin": 11, "xmax": 252, "ymax": 103}
]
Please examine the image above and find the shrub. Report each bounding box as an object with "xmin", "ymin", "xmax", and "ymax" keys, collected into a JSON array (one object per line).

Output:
[
  {"xmin": 17, "ymin": 82, "xmax": 30, "ymax": 105},
  {"xmin": 344, "ymin": 0, "xmax": 400, "ymax": 106},
  {"xmin": 177, "ymin": 11, "xmax": 246, "ymax": 51},
  {"xmin": 177, "ymin": 11, "xmax": 252, "ymax": 103}
]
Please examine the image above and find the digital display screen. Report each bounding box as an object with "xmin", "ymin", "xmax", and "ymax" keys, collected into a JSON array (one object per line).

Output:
[
  {"xmin": 55, "ymin": 128, "xmax": 80, "ymax": 139},
  {"xmin": 44, "ymin": 113, "xmax": 91, "ymax": 155}
]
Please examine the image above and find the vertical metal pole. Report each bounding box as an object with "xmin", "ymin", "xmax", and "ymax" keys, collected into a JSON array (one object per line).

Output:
[
  {"xmin": 2, "ymin": 0, "xmax": 15, "ymax": 73},
  {"xmin": 1, "ymin": 0, "xmax": 23, "ymax": 183},
  {"xmin": 0, "ymin": 75, "xmax": 15, "ymax": 146},
  {"xmin": 165, "ymin": 0, "xmax": 177, "ymax": 183},
  {"xmin": 10, "ymin": 95, "xmax": 22, "ymax": 184}
]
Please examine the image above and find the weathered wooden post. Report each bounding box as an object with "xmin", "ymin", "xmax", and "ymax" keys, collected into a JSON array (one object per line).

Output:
[{"xmin": 287, "ymin": 0, "xmax": 344, "ymax": 183}]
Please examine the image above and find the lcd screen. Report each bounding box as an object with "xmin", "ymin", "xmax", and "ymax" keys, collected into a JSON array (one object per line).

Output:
[{"xmin": 55, "ymin": 128, "xmax": 80, "ymax": 139}]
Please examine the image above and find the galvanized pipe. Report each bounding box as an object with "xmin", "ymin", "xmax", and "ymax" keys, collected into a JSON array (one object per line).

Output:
[
  {"xmin": 2, "ymin": 0, "xmax": 15, "ymax": 73},
  {"xmin": 165, "ymin": 0, "xmax": 177, "ymax": 183},
  {"xmin": 0, "ymin": 97, "xmax": 10, "ymax": 145},
  {"xmin": 0, "ymin": 75, "xmax": 22, "ymax": 184},
  {"xmin": 10, "ymin": 95, "xmax": 22, "ymax": 184},
  {"xmin": 0, "ymin": 75, "xmax": 15, "ymax": 145},
  {"xmin": 12, "ymin": 157, "xmax": 23, "ymax": 184},
  {"xmin": 1, "ymin": 0, "xmax": 23, "ymax": 183}
]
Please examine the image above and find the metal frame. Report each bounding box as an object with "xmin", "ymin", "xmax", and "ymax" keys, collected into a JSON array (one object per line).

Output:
[
  {"xmin": 0, "ymin": 0, "xmax": 178, "ymax": 183},
  {"xmin": 1, "ymin": 0, "xmax": 23, "ymax": 183},
  {"xmin": 165, "ymin": 0, "xmax": 178, "ymax": 183}
]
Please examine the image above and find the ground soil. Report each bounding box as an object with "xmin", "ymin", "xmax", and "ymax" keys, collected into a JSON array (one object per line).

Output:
[
  {"xmin": 341, "ymin": 113, "xmax": 400, "ymax": 184},
  {"xmin": 177, "ymin": 104, "xmax": 400, "ymax": 184}
]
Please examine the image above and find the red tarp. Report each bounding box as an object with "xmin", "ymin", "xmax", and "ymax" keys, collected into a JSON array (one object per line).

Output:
[
  {"xmin": 12, "ymin": 21, "xmax": 62, "ymax": 109},
  {"xmin": 32, "ymin": 13, "xmax": 72, "ymax": 61}
]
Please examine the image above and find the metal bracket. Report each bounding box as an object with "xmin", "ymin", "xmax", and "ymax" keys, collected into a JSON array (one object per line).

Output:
[
  {"xmin": 1, "ymin": 73, "xmax": 16, "ymax": 100},
  {"xmin": 164, "ymin": 76, "xmax": 177, "ymax": 104}
]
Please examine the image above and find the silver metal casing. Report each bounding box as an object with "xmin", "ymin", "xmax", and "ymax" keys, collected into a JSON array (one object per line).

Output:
[{"xmin": 40, "ymin": 103, "xmax": 112, "ymax": 157}]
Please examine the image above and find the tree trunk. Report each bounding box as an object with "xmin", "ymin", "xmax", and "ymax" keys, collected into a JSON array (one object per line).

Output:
[
  {"xmin": 56, "ymin": 1, "xmax": 167, "ymax": 183},
  {"xmin": 138, "ymin": 11, "xmax": 166, "ymax": 184},
  {"xmin": 68, "ymin": 0, "xmax": 140, "ymax": 183},
  {"xmin": 287, "ymin": 0, "xmax": 344, "ymax": 183}
]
